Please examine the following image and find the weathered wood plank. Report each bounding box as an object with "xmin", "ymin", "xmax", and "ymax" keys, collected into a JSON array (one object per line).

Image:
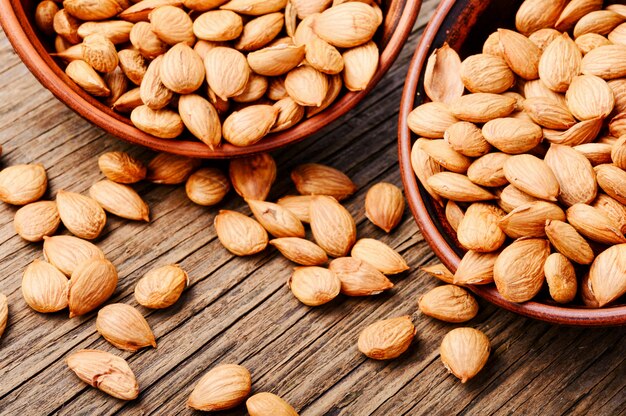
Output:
[
  {"xmin": 0, "ymin": 0, "xmax": 625, "ymax": 414},
  {"xmin": 2, "ymin": 119, "xmax": 421, "ymax": 414}
]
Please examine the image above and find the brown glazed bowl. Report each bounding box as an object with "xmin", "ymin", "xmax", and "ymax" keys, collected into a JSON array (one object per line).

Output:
[
  {"xmin": 398, "ymin": 0, "xmax": 626, "ymax": 326},
  {"xmin": 0, "ymin": 0, "xmax": 421, "ymax": 159}
]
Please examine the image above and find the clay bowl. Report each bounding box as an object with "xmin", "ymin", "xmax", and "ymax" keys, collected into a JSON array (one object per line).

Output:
[
  {"xmin": 0, "ymin": 0, "xmax": 421, "ymax": 159},
  {"xmin": 398, "ymin": 0, "xmax": 626, "ymax": 326}
]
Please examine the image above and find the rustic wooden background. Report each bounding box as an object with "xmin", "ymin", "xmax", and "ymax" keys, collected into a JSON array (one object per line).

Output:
[{"xmin": 0, "ymin": 1, "xmax": 625, "ymax": 414}]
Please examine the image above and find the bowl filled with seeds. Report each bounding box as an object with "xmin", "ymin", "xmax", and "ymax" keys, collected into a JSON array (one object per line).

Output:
[
  {"xmin": 398, "ymin": 0, "xmax": 626, "ymax": 326},
  {"xmin": 0, "ymin": 0, "xmax": 421, "ymax": 158}
]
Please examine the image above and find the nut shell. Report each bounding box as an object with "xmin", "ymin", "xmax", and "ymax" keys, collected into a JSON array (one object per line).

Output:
[
  {"xmin": 460, "ymin": 54, "xmax": 515, "ymax": 93},
  {"xmin": 357, "ymin": 316, "xmax": 415, "ymax": 360},
  {"xmin": 454, "ymin": 250, "xmax": 498, "ymax": 286},
  {"xmin": 22, "ymin": 260, "xmax": 68, "ymax": 313},
  {"xmin": 418, "ymin": 285, "xmax": 478, "ymax": 323},
  {"xmin": 66, "ymin": 349, "xmax": 139, "ymax": 400},
  {"xmin": 247, "ymin": 199, "xmax": 305, "ymax": 238},
  {"xmin": 427, "ymin": 172, "xmax": 496, "ymax": 202},
  {"xmin": 276, "ymin": 195, "xmax": 312, "ymax": 223},
  {"xmin": 98, "ymin": 151, "xmax": 146, "ymax": 184},
  {"xmin": 160, "ymin": 43, "xmax": 205, "ymax": 94},
  {"xmin": 149, "ymin": 5, "xmax": 195, "ymax": 45},
  {"xmin": 544, "ymin": 143, "xmax": 597, "ymax": 206},
  {"xmin": 113, "ymin": 88, "xmax": 143, "ymax": 114},
  {"xmin": 440, "ymin": 328, "xmax": 490, "ymax": 383},
  {"xmin": 43, "ymin": 235, "xmax": 106, "ymax": 276},
  {"xmin": 185, "ymin": 168, "xmax": 230, "ymax": 206},
  {"xmin": 205, "ymin": 47, "xmax": 250, "ymax": 100},
  {"xmin": 246, "ymin": 392, "xmax": 298, "ymax": 416},
  {"xmin": 408, "ymin": 102, "xmax": 459, "ymax": 139},
  {"xmin": 329, "ymin": 257, "xmax": 393, "ymax": 296},
  {"xmin": 288, "ymin": 266, "xmax": 340, "ymax": 306},
  {"xmin": 285, "ymin": 65, "xmax": 329, "ymax": 107},
  {"xmin": 229, "ymin": 153, "xmax": 276, "ymax": 201},
  {"xmin": 65, "ymin": 60, "xmax": 111, "ymax": 97},
  {"xmin": 566, "ymin": 203, "xmax": 626, "ymax": 244},
  {"xmin": 0, "ymin": 164, "xmax": 47, "ymax": 205},
  {"xmin": 503, "ymin": 155, "xmax": 560, "ymax": 201},
  {"xmin": 56, "ymin": 190, "xmax": 107, "ymax": 240},
  {"xmin": 589, "ymin": 243, "xmax": 626, "ymax": 306},
  {"xmin": 131, "ymin": 105, "xmax": 184, "ymax": 139},
  {"xmin": 482, "ymin": 118, "xmax": 543, "ymax": 154},
  {"xmin": 421, "ymin": 263, "xmax": 454, "ymax": 284},
  {"xmin": 310, "ymin": 195, "xmax": 356, "ymax": 258},
  {"xmin": 135, "ymin": 264, "xmax": 188, "ymax": 309},
  {"xmin": 193, "ymin": 10, "xmax": 243, "ymax": 41},
  {"xmin": 270, "ymin": 238, "xmax": 328, "ymax": 266},
  {"xmin": 0, "ymin": 294, "xmax": 6, "ymax": 339},
  {"xmin": 498, "ymin": 201, "xmax": 565, "ymax": 239},
  {"xmin": 221, "ymin": 0, "xmax": 287, "ymax": 15},
  {"xmin": 188, "ymin": 364, "xmax": 251, "ymax": 411},
  {"xmin": 82, "ymin": 34, "xmax": 119, "ymax": 73},
  {"xmin": 566, "ymin": 75, "xmax": 615, "ymax": 120},
  {"xmin": 78, "ymin": 20, "xmax": 134, "ymax": 45},
  {"xmin": 222, "ymin": 105, "xmax": 278, "ymax": 147},
  {"xmin": 351, "ymin": 238, "xmax": 409, "ymax": 274},
  {"xmin": 179, "ymin": 94, "xmax": 222, "ymax": 149},
  {"xmin": 68, "ymin": 259, "xmax": 118, "ymax": 318},
  {"xmin": 365, "ymin": 182, "xmax": 404, "ymax": 233},
  {"xmin": 130, "ymin": 21, "xmax": 168, "ymax": 59},
  {"xmin": 215, "ymin": 210, "xmax": 268, "ymax": 256},
  {"xmin": 35, "ymin": 1, "xmax": 59, "ymax": 36},
  {"xmin": 235, "ymin": 12, "xmax": 283, "ymax": 50},
  {"xmin": 247, "ymin": 44, "xmax": 305, "ymax": 76},
  {"xmin": 544, "ymin": 253, "xmax": 577, "ymax": 304},
  {"xmin": 291, "ymin": 163, "xmax": 356, "ymax": 201},
  {"xmin": 96, "ymin": 303, "xmax": 157, "ymax": 351},
  {"xmin": 313, "ymin": 2, "xmax": 379, "ymax": 48},
  {"xmin": 147, "ymin": 153, "xmax": 200, "ymax": 184},
  {"xmin": 14, "ymin": 201, "xmax": 60, "ymax": 242},
  {"xmin": 342, "ymin": 41, "xmax": 378, "ymax": 91},
  {"xmin": 89, "ymin": 180, "xmax": 150, "ymax": 222},
  {"xmin": 64, "ymin": 0, "xmax": 123, "ymax": 20},
  {"xmin": 457, "ymin": 203, "xmax": 506, "ymax": 252},
  {"xmin": 545, "ymin": 219, "xmax": 595, "ymax": 265},
  {"xmin": 424, "ymin": 43, "xmax": 464, "ymax": 104},
  {"xmin": 493, "ymin": 238, "xmax": 550, "ymax": 303},
  {"xmin": 538, "ymin": 33, "xmax": 581, "ymax": 92}
]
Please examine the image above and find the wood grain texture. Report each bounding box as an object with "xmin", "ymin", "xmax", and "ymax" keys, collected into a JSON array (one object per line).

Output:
[{"xmin": 0, "ymin": 1, "xmax": 624, "ymax": 415}]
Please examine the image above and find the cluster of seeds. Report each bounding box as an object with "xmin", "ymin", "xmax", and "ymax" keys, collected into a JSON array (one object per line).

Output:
[
  {"xmin": 408, "ymin": 1, "xmax": 626, "ymax": 308},
  {"xmin": 34, "ymin": 0, "xmax": 383, "ymax": 148},
  {"xmin": 0, "ymin": 142, "xmax": 497, "ymax": 407}
]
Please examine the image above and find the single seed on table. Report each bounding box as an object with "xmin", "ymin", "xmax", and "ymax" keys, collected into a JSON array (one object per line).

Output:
[
  {"xmin": 135, "ymin": 264, "xmax": 189, "ymax": 309},
  {"xmin": 188, "ymin": 364, "xmax": 251, "ymax": 412},
  {"xmin": 66, "ymin": 349, "xmax": 139, "ymax": 400},
  {"xmin": 14, "ymin": 201, "xmax": 60, "ymax": 242},
  {"xmin": 357, "ymin": 316, "xmax": 416, "ymax": 360},
  {"xmin": 96, "ymin": 303, "xmax": 157, "ymax": 351},
  {"xmin": 288, "ymin": 266, "xmax": 341, "ymax": 306},
  {"xmin": 418, "ymin": 285, "xmax": 479, "ymax": 323},
  {"xmin": 440, "ymin": 327, "xmax": 490, "ymax": 383}
]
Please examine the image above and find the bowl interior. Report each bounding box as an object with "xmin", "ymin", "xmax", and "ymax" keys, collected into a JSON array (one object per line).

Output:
[
  {"xmin": 4, "ymin": 0, "xmax": 420, "ymax": 158},
  {"xmin": 418, "ymin": 0, "xmax": 526, "ymax": 261},
  {"xmin": 399, "ymin": 0, "xmax": 626, "ymax": 326}
]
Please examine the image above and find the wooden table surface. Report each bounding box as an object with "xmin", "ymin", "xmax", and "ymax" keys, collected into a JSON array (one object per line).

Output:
[{"xmin": 0, "ymin": 1, "xmax": 625, "ymax": 415}]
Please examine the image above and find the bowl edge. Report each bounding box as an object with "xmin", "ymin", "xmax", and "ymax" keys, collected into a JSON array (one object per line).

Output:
[{"xmin": 0, "ymin": 0, "xmax": 423, "ymax": 159}]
